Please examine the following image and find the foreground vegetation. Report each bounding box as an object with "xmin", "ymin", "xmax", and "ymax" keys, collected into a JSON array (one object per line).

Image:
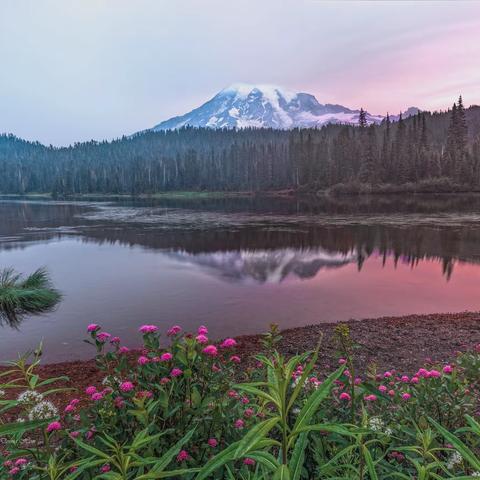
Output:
[
  {"xmin": 0, "ymin": 268, "xmax": 61, "ymax": 327},
  {"xmin": 2, "ymin": 323, "xmax": 480, "ymax": 479}
]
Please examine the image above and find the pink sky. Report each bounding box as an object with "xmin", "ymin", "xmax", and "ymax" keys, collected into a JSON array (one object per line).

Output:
[{"xmin": 1, "ymin": 0, "xmax": 480, "ymax": 144}]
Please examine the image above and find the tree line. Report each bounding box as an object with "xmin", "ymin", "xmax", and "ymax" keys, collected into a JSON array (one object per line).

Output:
[{"xmin": 1, "ymin": 97, "xmax": 480, "ymax": 195}]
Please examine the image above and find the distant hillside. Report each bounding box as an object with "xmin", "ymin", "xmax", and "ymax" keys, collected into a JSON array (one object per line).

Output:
[{"xmin": 1, "ymin": 100, "xmax": 480, "ymax": 195}]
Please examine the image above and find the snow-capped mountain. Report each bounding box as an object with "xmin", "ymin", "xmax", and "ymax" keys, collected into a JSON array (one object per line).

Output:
[{"xmin": 151, "ymin": 83, "xmax": 418, "ymax": 131}]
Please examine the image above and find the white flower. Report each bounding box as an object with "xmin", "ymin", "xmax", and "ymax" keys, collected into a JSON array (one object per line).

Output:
[
  {"xmin": 102, "ymin": 376, "xmax": 120, "ymax": 387},
  {"xmin": 446, "ymin": 451, "xmax": 462, "ymax": 469},
  {"xmin": 292, "ymin": 407, "xmax": 301, "ymax": 415},
  {"xmin": 472, "ymin": 472, "xmax": 480, "ymax": 477},
  {"xmin": 368, "ymin": 417, "xmax": 384, "ymax": 432},
  {"xmin": 17, "ymin": 390, "xmax": 43, "ymax": 404},
  {"xmin": 28, "ymin": 401, "xmax": 58, "ymax": 421},
  {"xmin": 0, "ymin": 389, "xmax": 5, "ymax": 397}
]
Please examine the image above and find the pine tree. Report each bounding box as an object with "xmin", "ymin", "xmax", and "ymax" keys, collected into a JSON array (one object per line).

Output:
[{"xmin": 358, "ymin": 108, "xmax": 367, "ymax": 128}]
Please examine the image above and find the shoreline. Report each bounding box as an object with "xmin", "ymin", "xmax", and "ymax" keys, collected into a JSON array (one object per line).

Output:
[{"xmin": 3, "ymin": 311, "xmax": 480, "ymax": 406}]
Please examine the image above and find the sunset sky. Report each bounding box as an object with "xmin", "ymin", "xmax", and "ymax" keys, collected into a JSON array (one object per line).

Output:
[{"xmin": 1, "ymin": 0, "xmax": 480, "ymax": 145}]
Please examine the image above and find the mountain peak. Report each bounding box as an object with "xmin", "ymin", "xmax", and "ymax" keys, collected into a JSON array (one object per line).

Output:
[{"xmin": 150, "ymin": 84, "xmax": 413, "ymax": 132}]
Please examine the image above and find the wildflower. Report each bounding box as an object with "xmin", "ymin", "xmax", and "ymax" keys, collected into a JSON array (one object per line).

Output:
[
  {"xmin": 70, "ymin": 431, "xmax": 80, "ymax": 438},
  {"xmin": 85, "ymin": 386, "xmax": 96, "ymax": 395},
  {"xmin": 137, "ymin": 356, "xmax": 149, "ymax": 365},
  {"xmin": 119, "ymin": 346, "xmax": 130, "ymax": 354},
  {"xmin": 339, "ymin": 392, "xmax": 351, "ymax": 401},
  {"xmin": 110, "ymin": 336, "xmax": 121, "ymax": 344},
  {"xmin": 230, "ymin": 355, "xmax": 241, "ymax": 363},
  {"xmin": 3, "ymin": 461, "xmax": 13, "ymax": 468},
  {"xmin": 91, "ymin": 392, "xmax": 104, "ymax": 401},
  {"xmin": 17, "ymin": 390, "xmax": 43, "ymax": 404},
  {"xmin": 64, "ymin": 404, "xmax": 75, "ymax": 413},
  {"xmin": 100, "ymin": 464, "xmax": 111, "ymax": 473},
  {"xmin": 417, "ymin": 368, "xmax": 429, "ymax": 378},
  {"xmin": 203, "ymin": 345, "xmax": 218, "ymax": 356},
  {"xmin": 369, "ymin": 417, "xmax": 385, "ymax": 432},
  {"xmin": 87, "ymin": 324, "xmax": 100, "ymax": 332},
  {"xmin": 227, "ymin": 390, "xmax": 238, "ymax": 399},
  {"xmin": 177, "ymin": 450, "xmax": 189, "ymax": 462},
  {"xmin": 196, "ymin": 334, "xmax": 208, "ymax": 344},
  {"xmin": 119, "ymin": 381, "xmax": 134, "ymax": 393},
  {"xmin": 9, "ymin": 467, "xmax": 20, "ymax": 475},
  {"xmin": 69, "ymin": 466, "xmax": 78, "ymax": 473},
  {"xmin": 383, "ymin": 371, "xmax": 392, "ymax": 378},
  {"xmin": 240, "ymin": 396, "xmax": 249, "ymax": 404},
  {"xmin": 160, "ymin": 352, "xmax": 173, "ymax": 361},
  {"xmin": 0, "ymin": 389, "xmax": 5, "ymax": 397},
  {"xmin": 401, "ymin": 375, "xmax": 409, "ymax": 383},
  {"xmin": 338, "ymin": 358, "xmax": 347, "ymax": 365},
  {"xmin": 69, "ymin": 398, "xmax": 80, "ymax": 407},
  {"xmin": 244, "ymin": 408, "xmax": 254, "ymax": 418},
  {"xmin": 220, "ymin": 338, "xmax": 237, "ymax": 348},
  {"xmin": 364, "ymin": 394, "xmax": 377, "ymax": 402},
  {"xmin": 14, "ymin": 459, "xmax": 27, "ymax": 467},
  {"xmin": 207, "ymin": 438, "xmax": 218, "ymax": 447},
  {"xmin": 170, "ymin": 368, "xmax": 183, "ymax": 377},
  {"xmin": 446, "ymin": 451, "xmax": 462, "ymax": 469},
  {"xmin": 429, "ymin": 369, "xmax": 441, "ymax": 378},
  {"xmin": 198, "ymin": 325, "xmax": 208, "ymax": 335},
  {"xmin": 46, "ymin": 421, "xmax": 61, "ymax": 433},
  {"xmin": 28, "ymin": 401, "xmax": 58, "ymax": 420},
  {"xmin": 212, "ymin": 364, "xmax": 221, "ymax": 372},
  {"xmin": 234, "ymin": 419, "xmax": 245, "ymax": 429},
  {"xmin": 401, "ymin": 392, "xmax": 411, "ymax": 401},
  {"xmin": 96, "ymin": 332, "xmax": 111, "ymax": 343},
  {"xmin": 139, "ymin": 324, "xmax": 158, "ymax": 334},
  {"xmin": 160, "ymin": 377, "xmax": 170, "ymax": 384},
  {"xmin": 378, "ymin": 385, "xmax": 387, "ymax": 393},
  {"xmin": 443, "ymin": 365, "xmax": 453, "ymax": 374},
  {"xmin": 167, "ymin": 325, "xmax": 182, "ymax": 336},
  {"xmin": 411, "ymin": 376, "xmax": 419, "ymax": 384},
  {"xmin": 137, "ymin": 390, "xmax": 153, "ymax": 399},
  {"xmin": 243, "ymin": 458, "xmax": 256, "ymax": 466},
  {"xmin": 388, "ymin": 389, "xmax": 395, "ymax": 397},
  {"xmin": 354, "ymin": 377, "xmax": 362, "ymax": 385}
]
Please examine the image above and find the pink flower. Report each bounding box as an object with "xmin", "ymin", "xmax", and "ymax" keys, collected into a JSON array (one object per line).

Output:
[
  {"xmin": 339, "ymin": 392, "xmax": 351, "ymax": 401},
  {"xmin": 364, "ymin": 394, "xmax": 377, "ymax": 402},
  {"xmin": 167, "ymin": 325, "xmax": 182, "ymax": 336},
  {"xmin": 86, "ymin": 430, "xmax": 95, "ymax": 440},
  {"xmin": 244, "ymin": 408, "xmax": 254, "ymax": 418},
  {"xmin": 429, "ymin": 369, "xmax": 441, "ymax": 378},
  {"xmin": 230, "ymin": 355, "xmax": 241, "ymax": 363},
  {"xmin": 401, "ymin": 392, "xmax": 411, "ymax": 400},
  {"xmin": 338, "ymin": 358, "xmax": 347, "ymax": 365},
  {"xmin": 243, "ymin": 458, "xmax": 256, "ymax": 466},
  {"xmin": 96, "ymin": 332, "xmax": 111, "ymax": 343},
  {"xmin": 100, "ymin": 464, "xmax": 111, "ymax": 473},
  {"xmin": 160, "ymin": 352, "xmax": 173, "ymax": 361},
  {"xmin": 198, "ymin": 325, "xmax": 208, "ymax": 335},
  {"xmin": 87, "ymin": 323, "xmax": 100, "ymax": 332},
  {"xmin": 137, "ymin": 356, "xmax": 149, "ymax": 365},
  {"xmin": 196, "ymin": 334, "xmax": 209, "ymax": 344},
  {"xmin": 417, "ymin": 368, "xmax": 429, "ymax": 378},
  {"xmin": 46, "ymin": 421, "xmax": 62, "ymax": 433},
  {"xmin": 388, "ymin": 389, "xmax": 395, "ymax": 397},
  {"xmin": 401, "ymin": 375, "xmax": 409, "ymax": 383},
  {"xmin": 443, "ymin": 365, "xmax": 453, "ymax": 374},
  {"xmin": 85, "ymin": 386, "xmax": 97, "ymax": 395},
  {"xmin": 9, "ymin": 467, "xmax": 20, "ymax": 475},
  {"xmin": 160, "ymin": 377, "xmax": 170, "ymax": 384},
  {"xmin": 70, "ymin": 431, "xmax": 80, "ymax": 438},
  {"xmin": 120, "ymin": 381, "xmax": 134, "ymax": 393},
  {"xmin": 234, "ymin": 419, "xmax": 245, "ymax": 429},
  {"xmin": 203, "ymin": 345, "xmax": 218, "ymax": 356},
  {"xmin": 70, "ymin": 398, "xmax": 80, "ymax": 406},
  {"xmin": 64, "ymin": 404, "xmax": 75, "ymax": 413},
  {"xmin": 171, "ymin": 368, "xmax": 183, "ymax": 377},
  {"xmin": 3, "ymin": 461, "xmax": 13, "ymax": 468},
  {"xmin": 14, "ymin": 459, "xmax": 27, "ymax": 467},
  {"xmin": 220, "ymin": 338, "xmax": 237, "ymax": 348},
  {"xmin": 207, "ymin": 438, "xmax": 218, "ymax": 447},
  {"xmin": 139, "ymin": 324, "xmax": 158, "ymax": 334},
  {"xmin": 378, "ymin": 385, "xmax": 387, "ymax": 393},
  {"xmin": 110, "ymin": 336, "xmax": 121, "ymax": 344},
  {"xmin": 177, "ymin": 450, "xmax": 189, "ymax": 462},
  {"xmin": 212, "ymin": 364, "xmax": 221, "ymax": 372},
  {"xmin": 240, "ymin": 396, "xmax": 249, "ymax": 405},
  {"xmin": 383, "ymin": 371, "xmax": 392, "ymax": 378},
  {"xmin": 119, "ymin": 346, "xmax": 130, "ymax": 354},
  {"xmin": 228, "ymin": 390, "xmax": 239, "ymax": 398},
  {"xmin": 354, "ymin": 377, "xmax": 362, "ymax": 385},
  {"xmin": 411, "ymin": 376, "xmax": 419, "ymax": 384},
  {"xmin": 91, "ymin": 392, "xmax": 104, "ymax": 401}
]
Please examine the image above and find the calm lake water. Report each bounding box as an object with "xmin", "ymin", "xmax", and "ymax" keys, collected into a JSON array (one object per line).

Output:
[{"xmin": 1, "ymin": 194, "xmax": 480, "ymax": 362}]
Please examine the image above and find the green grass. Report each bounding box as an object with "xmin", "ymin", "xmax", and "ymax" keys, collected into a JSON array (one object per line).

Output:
[{"xmin": 0, "ymin": 268, "xmax": 62, "ymax": 325}]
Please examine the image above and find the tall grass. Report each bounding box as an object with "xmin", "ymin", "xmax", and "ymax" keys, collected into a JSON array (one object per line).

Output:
[{"xmin": 0, "ymin": 267, "xmax": 61, "ymax": 325}]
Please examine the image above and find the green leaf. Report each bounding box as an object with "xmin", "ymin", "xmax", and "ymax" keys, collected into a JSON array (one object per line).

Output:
[
  {"xmin": 234, "ymin": 417, "xmax": 280, "ymax": 457},
  {"xmin": 362, "ymin": 445, "xmax": 378, "ymax": 480},
  {"xmin": 0, "ymin": 418, "xmax": 49, "ymax": 435},
  {"xmin": 292, "ymin": 366, "xmax": 344, "ymax": 434},
  {"xmin": 234, "ymin": 383, "xmax": 280, "ymax": 408},
  {"xmin": 196, "ymin": 441, "xmax": 239, "ymax": 480},
  {"xmin": 289, "ymin": 432, "xmax": 307, "ymax": 480},
  {"xmin": 273, "ymin": 465, "xmax": 291, "ymax": 480},
  {"xmin": 246, "ymin": 451, "xmax": 279, "ymax": 472}
]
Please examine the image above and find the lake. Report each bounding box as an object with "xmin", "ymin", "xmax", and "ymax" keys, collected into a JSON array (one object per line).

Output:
[{"xmin": 1, "ymin": 194, "xmax": 480, "ymax": 362}]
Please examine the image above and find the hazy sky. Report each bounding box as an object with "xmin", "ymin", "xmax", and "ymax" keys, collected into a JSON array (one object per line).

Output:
[{"xmin": 1, "ymin": 0, "xmax": 480, "ymax": 145}]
